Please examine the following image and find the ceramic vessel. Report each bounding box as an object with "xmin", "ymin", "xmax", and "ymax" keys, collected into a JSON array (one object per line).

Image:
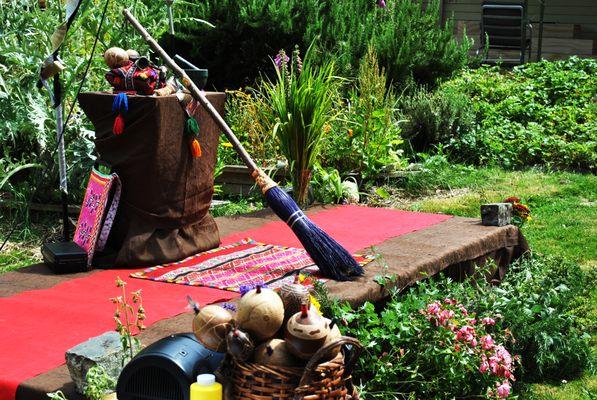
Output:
[{"xmin": 285, "ymin": 304, "xmax": 330, "ymax": 360}]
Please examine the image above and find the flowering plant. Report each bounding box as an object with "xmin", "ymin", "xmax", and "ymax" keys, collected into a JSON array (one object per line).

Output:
[
  {"xmin": 504, "ymin": 196, "xmax": 532, "ymax": 227},
  {"xmin": 420, "ymin": 299, "xmax": 519, "ymax": 398},
  {"xmin": 330, "ymin": 286, "xmax": 519, "ymax": 399},
  {"xmin": 111, "ymin": 277, "xmax": 145, "ymax": 363}
]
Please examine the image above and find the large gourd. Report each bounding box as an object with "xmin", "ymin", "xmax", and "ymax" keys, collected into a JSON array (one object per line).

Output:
[
  {"xmin": 192, "ymin": 305, "xmax": 233, "ymax": 353},
  {"xmin": 253, "ymin": 339, "xmax": 302, "ymax": 368},
  {"xmin": 236, "ymin": 286, "xmax": 284, "ymax": 342}
]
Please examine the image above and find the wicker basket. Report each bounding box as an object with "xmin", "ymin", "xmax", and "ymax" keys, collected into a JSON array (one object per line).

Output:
[{"xmin": 222, "ymin": 337, "xmax": 362, "ymax": 400}]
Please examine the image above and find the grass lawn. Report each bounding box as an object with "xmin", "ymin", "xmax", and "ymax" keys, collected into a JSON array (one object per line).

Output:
[{"xmin": 370, "ymin": 163, "xmax": 596, "ymax": 399}]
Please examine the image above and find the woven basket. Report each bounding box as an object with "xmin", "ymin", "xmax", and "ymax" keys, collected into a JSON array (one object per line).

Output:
[{"xmin": 223, "ymin": 336, "xmax": 362, "ymax": 400}]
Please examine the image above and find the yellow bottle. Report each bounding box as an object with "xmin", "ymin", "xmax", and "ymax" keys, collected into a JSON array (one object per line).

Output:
[{"xmin": 190, "ymin": 374, "xmax": 222, "ymax": 400}]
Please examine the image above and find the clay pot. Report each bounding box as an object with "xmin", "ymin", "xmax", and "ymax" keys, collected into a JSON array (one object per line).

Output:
[
  {"xmin": 104, "ymin": 47, "xmax": 129, "ymax": 69},
  {"xmin": 285, "ymin": 304, "xmax": 330, "ymax": 360},
  {"xmin": 192, "ymin": 305, "xmax": 233, "ymax": 353},
  {"xmin": 279, "ymin": 278, "xmax": 310, "ymax": 323},
  {"xmin": 237, "ymin": 286, "xmax": 285, "ymax": 342},
  {"xmin": 253, "ymin": 339, "xmax": 302, "ymax": 368}
]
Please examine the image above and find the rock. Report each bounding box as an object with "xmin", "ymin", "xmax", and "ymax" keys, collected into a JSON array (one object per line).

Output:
[
  {"xmin": 481, "ymin": 203, "xmax": 512, "ymax": 227},
  {"xmin": 65, "ymin": 331, "xmax": 137, "ymax": 394}
]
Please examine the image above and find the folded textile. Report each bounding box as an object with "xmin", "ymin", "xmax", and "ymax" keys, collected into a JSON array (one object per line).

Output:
[{"xmin": 131, "ymin": 238, "xmax": 375, "ymax": 292}]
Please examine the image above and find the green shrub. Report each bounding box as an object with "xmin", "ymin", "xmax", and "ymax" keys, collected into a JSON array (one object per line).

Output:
[
  {"xmin": 441, "ymin": 57, "xmax": 597, "ymax": 171},
  {"xmin": 320, "ymin": 254, "xmax": 593, "ymax": 398},
  {"xmin": 399, "ymin": 87, "xmax": 475, "ymax": 152},
  {"xmin": 176, "ymin": 0, "xmax": 471, "ymax": 89},
  {"xmin": 0, "ymin": 0, "xmax": 171, "ymax": 209},
  {"xmin": 479, "ymin": 255, "xmax": 593, "ymax": 381},
  {"xmin": 326, "ymin": 278, "xmax": 518, "ymax": 399},
  {"xmin": 322, "ymin": 47, "xmax": 406, "ymax": 181}
]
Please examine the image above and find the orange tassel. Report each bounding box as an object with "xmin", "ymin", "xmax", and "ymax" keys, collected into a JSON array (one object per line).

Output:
[
  {"xmin": 113, "ymin": 114, "xmax": 125, "ymax": 135},
  {"xmin": 190, "ymin": 138, "xmax": 202, "ymax": 158}
]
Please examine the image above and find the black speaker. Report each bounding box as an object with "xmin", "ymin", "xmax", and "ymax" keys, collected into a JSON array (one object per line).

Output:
[{"xmin": 116, "ymin": 333, "xmax": 225, "ymax": 400}]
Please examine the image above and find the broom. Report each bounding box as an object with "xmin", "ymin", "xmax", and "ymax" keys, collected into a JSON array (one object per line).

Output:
[{"xmin": 123, "ymin": 9, "xmax": 363, "ymax": 281}]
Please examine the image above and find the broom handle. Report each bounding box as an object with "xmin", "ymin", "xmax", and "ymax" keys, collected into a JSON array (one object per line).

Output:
[{"xmin": 123, "ymin": 9, "xmax": 259, "ymax": 173}]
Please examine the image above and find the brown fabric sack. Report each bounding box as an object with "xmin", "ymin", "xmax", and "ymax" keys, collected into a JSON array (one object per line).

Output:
[{"xmin": 78, "ymin": 92, "xmax": 224, "ymax": 267}]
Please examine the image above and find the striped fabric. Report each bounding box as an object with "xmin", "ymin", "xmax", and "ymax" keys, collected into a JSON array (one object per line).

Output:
[{"xmin": 131, "ymin": 238, "xmax": 374, "ymax": 292}]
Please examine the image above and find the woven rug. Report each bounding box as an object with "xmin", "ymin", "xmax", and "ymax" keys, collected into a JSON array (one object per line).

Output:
[{"xmin": 131, "ymin": 238, "xmax": 375, "ymax": 292}]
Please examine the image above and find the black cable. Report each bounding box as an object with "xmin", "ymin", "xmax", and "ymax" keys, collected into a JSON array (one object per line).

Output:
[{"xmin": 0, "ymin": 0, "xmax": 112, "ymax": 252}]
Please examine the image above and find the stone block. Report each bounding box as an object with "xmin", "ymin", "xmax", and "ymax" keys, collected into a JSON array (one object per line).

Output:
[
  {"xmin": 481, "ymin": 203, "xmax": 512, "ymax": 226},
  {"xmin": 65, "ymin": 331, "xmax": 137, "ymax": 394}
]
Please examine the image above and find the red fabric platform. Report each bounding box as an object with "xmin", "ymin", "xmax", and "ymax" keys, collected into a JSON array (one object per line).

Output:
[{"xmin": 0, "ymin": 205, "xmax": 450, "ymax": 400}]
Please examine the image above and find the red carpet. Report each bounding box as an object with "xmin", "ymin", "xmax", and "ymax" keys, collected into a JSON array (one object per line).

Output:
[{"xmin": 0, "ymin": 206, "xmax": 450, "ymax": 400}]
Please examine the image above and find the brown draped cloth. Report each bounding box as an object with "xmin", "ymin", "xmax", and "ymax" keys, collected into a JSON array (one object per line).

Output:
[{"xmin": 78, "ymin": 92, "xmax": 224, "ymax": 267}]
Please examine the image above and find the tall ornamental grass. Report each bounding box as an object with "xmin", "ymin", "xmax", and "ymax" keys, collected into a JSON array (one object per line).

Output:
[{"xmin": 261, "ymin": 47, "xmax": 339, "ymax": 207}]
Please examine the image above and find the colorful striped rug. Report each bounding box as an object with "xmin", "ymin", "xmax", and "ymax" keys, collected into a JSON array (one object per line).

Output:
[{"xmin": 131, "ymin": 238, "xmax": 375, "ymax": 291}]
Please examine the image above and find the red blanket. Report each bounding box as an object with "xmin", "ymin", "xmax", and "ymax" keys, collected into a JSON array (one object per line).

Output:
[{"xmin": 0, "ymin": 205, "xmax": 450, "ymax": 399}]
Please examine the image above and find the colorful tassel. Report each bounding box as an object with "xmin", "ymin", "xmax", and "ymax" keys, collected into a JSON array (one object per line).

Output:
[
  {"xmin": 184, "ymin": 117, "xmax": 201, "ymax": 158},
  {"xmin": 112, "ymin": 93, "xmax": 128, "ymax": 135},
  {"xmin": 113, "ymin": 114, "xmax": 125, "ymax": 135},
  {"xmin": 184, "ymin": 117, "xmax": 199, "ymax": 136},
  {"xmin": 190, "ymin": 138, "xmax": 202, "ymax": 158}
]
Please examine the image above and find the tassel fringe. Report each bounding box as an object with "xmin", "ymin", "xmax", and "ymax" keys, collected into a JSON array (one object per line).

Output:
[
  {"xmin": 190, "ymin": 138, "xmax": 202, "ymax": 158},
  {"xmin": 112, "ymin": 93, "xmax": 128, "ymax": 135}
]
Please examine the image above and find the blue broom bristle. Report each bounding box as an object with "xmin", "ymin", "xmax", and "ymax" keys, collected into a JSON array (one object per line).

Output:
[{"xmin": 264, "ymin": 186, "xmax": 364, "ymax": 281}]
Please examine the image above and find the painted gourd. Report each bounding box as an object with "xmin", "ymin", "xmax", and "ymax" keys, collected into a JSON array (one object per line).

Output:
[
  {"xmin": 279, "ymin": 276, "xmax": 310, "ymax": 323},
  {"xmin": 285, "ymin": 304, "xmax": 330, "ymax": 360},
  {"xmin": 253, "ymin": 339, "xmax": 302, "ymax": 368},
  {"xmin": 225, "ymin": 326, "xmax": 254, "ymax": 362},
  {"xmin": 192, "ymin": 305, "xmax": 233, "ymax": 353},
  {"xmin": 236, "ymin": 286, "xmax": 284, "ymax": 342},
  {"xmin": 103, "ymin": 47, "xmax": 129, "ymax": 69}
]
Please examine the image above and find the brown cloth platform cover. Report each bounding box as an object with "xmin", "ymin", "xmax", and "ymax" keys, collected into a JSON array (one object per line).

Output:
[{"xmin": 78, "ymin": 92, "xmax": 225, "ymax": 267}]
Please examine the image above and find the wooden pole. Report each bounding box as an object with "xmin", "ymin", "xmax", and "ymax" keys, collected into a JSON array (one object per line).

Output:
[{"xmin": 122, "ymin": 9, "xmax": 259, "ymax": 173}]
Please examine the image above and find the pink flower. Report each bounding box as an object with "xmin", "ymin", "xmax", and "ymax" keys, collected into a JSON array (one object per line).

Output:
[
  {"xmin": 456, "ymin": 325, "xmax": 476, "ymax": 344},
  {"xmin": 377, "ymin": 0, "xmax": 387, "ymax": 8},
  {"xmin": 496, "ymin": 381, "xmax": 511, "ymax": 398},
  {"xmin": 480, "ymin": 334, "xmax": 495, "ymax": 350},
  {"xmin": 444, "ymin": 298, "xmax": 456, "ymax": 305},
  {"xmin": 426, "ymin": 301, "xmax": 441, "ymax": 315},
  {"xmin": 480, "ymin": 355, "xmax": 489, "ymax": 373},
  {"xmin": 459, "ymin": 304, "xmax": 469, "ymax": 316},
  {"xmin": 438, "ymin": 309, "xmax": 455, "ymax": 326},
  {"xmin": 482, "ymin": 317, "xmax": 496, "ymax": 326}
]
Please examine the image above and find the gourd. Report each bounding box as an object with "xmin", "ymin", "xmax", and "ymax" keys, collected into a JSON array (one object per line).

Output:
[
  {"xmin": 103, "ymin": 47, "xmax": 129, "ymax": 69},
  {"xmin": 236, "ymin": 286, "xmax": 284, "ymax": 342},
  {"xmin": 285, "ymin": 304, "xmax": 330, "ymax": 360},
  {"xmin": 191, "ymin": 305, "xmax": 233, "ymax": 353},
  {"xmin": 253, "ymin": 339, "xmax": 302, "ymax": 367},
  {"xmin": 279, "ymin": 276, "xmax": 310, "ymax": 323}
]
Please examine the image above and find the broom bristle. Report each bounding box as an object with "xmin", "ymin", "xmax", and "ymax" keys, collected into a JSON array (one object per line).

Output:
[{"xmin": 264, "ymin": 186, "xmax": 363, "ymax": 281}]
